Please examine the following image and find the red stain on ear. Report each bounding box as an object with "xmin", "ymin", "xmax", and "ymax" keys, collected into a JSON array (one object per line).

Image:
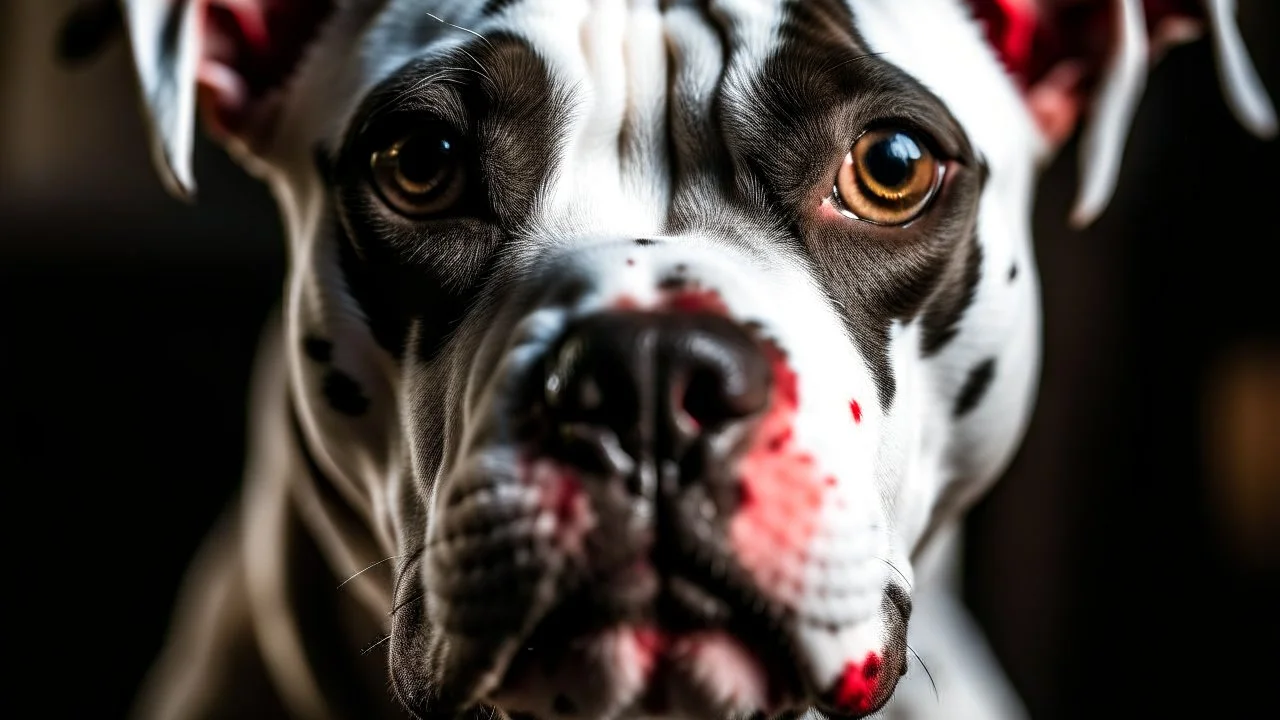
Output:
[
  {"xmin": 849, "ymin": 399, "xmax": 862, "ymax": 424},
  {"xmin": 835, "ymin": 652, "xmax": 883, "ymax": 714}
]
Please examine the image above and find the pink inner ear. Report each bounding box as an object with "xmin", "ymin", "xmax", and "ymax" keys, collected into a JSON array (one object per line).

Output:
[
  {"xmin": 195, "ymin": 0, "xmax": 334, "ymax": 143},
  {"xmin": 965, "ymin": 0, "xmax": 1206, "ymax": 145}
]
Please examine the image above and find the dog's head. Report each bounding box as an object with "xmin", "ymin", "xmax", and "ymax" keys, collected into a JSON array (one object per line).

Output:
[{"xmin": 101, "ymin": 0, "xmax": 1273, "ymax": 718}]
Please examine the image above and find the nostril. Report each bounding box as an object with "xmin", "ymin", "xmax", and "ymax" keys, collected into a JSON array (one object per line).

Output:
[
  {"xmin": 680, "ymin": 366, "xmax": 738, "ymax": 430},
  {"xmin": 673, "ymin": 328, "xmax": 772, "ymax": 432}
]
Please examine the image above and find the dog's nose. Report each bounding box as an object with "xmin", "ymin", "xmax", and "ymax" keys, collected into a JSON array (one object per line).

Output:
[{"xmin": 543, "ymin": 311, "xmax": 772, "ymax": 479}]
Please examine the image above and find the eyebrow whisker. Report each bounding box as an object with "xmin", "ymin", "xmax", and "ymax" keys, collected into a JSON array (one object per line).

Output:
[{"xmin": 425, "ymin": 12, "xmax": 495, "ymax": 49}]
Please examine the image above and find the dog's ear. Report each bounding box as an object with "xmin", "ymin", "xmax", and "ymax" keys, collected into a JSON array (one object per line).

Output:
[
  {"xmin": 111, "ymin": 0, "xmax": 335, "ymax": 199},
  {"xmin": 970, "ymin": 0, "xmax": 1276, "ymax": 226}
]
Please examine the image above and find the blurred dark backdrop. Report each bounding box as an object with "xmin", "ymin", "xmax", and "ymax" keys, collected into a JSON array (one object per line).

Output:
[{"xmin": 3, "ymin": 2, "xmax": 1278, "ymax": 718}]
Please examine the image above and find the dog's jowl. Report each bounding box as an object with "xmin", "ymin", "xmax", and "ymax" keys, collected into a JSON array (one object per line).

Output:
[{"xmin": 101, "ymin": 1, "xmax": 1275, "ymax": 719}]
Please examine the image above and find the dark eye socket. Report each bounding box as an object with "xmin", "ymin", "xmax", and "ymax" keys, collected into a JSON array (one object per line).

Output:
[
  {"xmin": 369, "ymin": 127, "xmax": 467, "ymax": 217},
  {"xmin": 834, "ymin": 128, "xmax": 944, "ymax": 226}
]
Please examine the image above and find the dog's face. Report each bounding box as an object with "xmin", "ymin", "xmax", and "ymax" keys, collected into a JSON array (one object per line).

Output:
[{"xmin": 115, "ymin": 0, "xmax": 1274, "ymax": 718}]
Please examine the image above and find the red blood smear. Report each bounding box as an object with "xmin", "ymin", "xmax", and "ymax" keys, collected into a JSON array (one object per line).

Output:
[
  {"xmin": 633, "ymin": 626, "xmax": 669, "ymax": 680},
  {"xmin": 661, "ymin": 288, "xmax": 729, "ymax": 315},
  {"xmin": 730, "ymin": 344, "xmax": 826, "ymax": 597},
  {"xmin": 849, "ymin": 399, "xmax": 862, "ymax": 424},
  {"xmin": 835, "ymin": 653, "xmax": 882, "ymax": 713},
  {"xmin": 967, "ymin": 0, "xmax": 1208, "ymax": 89}
]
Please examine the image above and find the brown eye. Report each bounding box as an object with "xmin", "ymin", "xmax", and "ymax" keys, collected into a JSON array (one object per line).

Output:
[
  {"xmin": 835, "ymin": 129, "xmax": 943, "ymax": 225},
  {"xmin": 370, "ymin": 130, "xmax": 466, "ymax": 217}
]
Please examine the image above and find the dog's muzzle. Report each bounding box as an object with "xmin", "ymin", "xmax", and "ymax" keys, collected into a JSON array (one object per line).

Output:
[{"xmin": 398, "ymin": 243, "xmax": 908, "ymax": 720}]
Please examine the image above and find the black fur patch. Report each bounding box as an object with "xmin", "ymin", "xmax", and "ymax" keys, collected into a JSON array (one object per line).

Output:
[
  {"xmin": 322, "ymin": 369, "xmax": 370, "ymax": 417},
  {"xmin": 1008, "ymin": 262, "xmax": 1018, "ymax": 282},
  {"xmin": 482, "ymin": 0, "xmax": 523, "ymax": 16},
  {"xmin": 953, "ymin": 357, "xmax": 996, "ymax": 418},
  {"xmin": 723, "ymin": 0, "xmax": 982, "ymax": 409},
  {"xmin": 331, "ymin": 33, "xmax": 568, "ymax": 363},
  {"xmin": 303, "ymin": 335, "xmax": 333, "ymax": 363},
  {"xmin": 921, "ymin": 232, "xmax": 984, "ymax": 356}
]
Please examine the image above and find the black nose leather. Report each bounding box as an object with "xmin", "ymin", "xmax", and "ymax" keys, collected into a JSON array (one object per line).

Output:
[{"xmin": 543, "ymin": 311, "xmax": 772, "ymax": 477}]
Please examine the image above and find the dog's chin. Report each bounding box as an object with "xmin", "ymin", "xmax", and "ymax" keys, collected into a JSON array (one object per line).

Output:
[{"xmin": 491, "ymin": 626, "xmax": 776, "ymax": 720}]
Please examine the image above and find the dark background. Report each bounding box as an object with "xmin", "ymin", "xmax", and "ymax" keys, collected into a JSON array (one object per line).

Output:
[{"xmin": 3, "ymin": 2, "xmax": 1278, "ymax": 718}]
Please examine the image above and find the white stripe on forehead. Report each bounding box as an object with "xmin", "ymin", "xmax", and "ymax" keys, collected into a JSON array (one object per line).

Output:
[{"xmin": 470, "ymin": 0, "xmax": 782, "ymax": 239}]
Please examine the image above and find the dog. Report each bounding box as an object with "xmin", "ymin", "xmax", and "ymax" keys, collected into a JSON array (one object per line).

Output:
[{"xmin": 71, "ymin": 1, "xmax": 1272, "ymax": 718}]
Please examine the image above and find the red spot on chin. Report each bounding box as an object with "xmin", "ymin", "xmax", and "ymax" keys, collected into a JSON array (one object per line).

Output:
[
  {"xmin": 626, "ymin": 258, "xmax": 635, "ymax": 266},
  {"xmin": 613, "ymin": 295, "xmax": 639, "ymax": 310},
  {"xmin": 835, "ymin": 653, "xmax": 883, "ymax": 713},
  {"xmin": 849, "ymin": 399, "xmax": 862, "ymax": 424}
]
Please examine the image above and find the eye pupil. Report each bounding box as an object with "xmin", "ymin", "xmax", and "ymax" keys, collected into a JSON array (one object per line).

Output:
[
  {"xmin": 395, "ymin": 136, "xmax": 453, "ymax": 191},
  {"xmin": 370, "ymin": 128, "xmax": 467, "ymax": 217},
  {"xmin": 862, "ymin": 133, "xmax": 921, "ymax": 190}
]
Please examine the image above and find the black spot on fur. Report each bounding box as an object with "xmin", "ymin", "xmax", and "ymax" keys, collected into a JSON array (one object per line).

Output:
[
  {"xmin": 1008, "ymin": 262, "xmax": 1018, "ymax": 282},
  {"xmin": 323, "ymin": 369, "xmax": 370, "ymax": 416},
  {"xmin": 303, "ymin": 335, "xmax": 333, "ymax": 363},
  {"xmin": 953, "ymin": 357, "xmax": 996, "ymax": 418},
  {"xmin": 634, "ymin": 238, "xmax": 657, "ymax": 246}
]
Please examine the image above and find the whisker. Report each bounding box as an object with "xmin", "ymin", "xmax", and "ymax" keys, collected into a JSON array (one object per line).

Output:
[
  {"xmin": 390, "ymin": 590, "xmax": 424, "ymax": 617},
  {"xmin": 391, "ymin": 546, "xmax": 427, "ymax": 602},
  {"xmin": 425, "ymin": 12, "xmax": 495, "ymax": 49},
  {"xmin": 361, "ymin": 634, "xmax": 393, "ymax": 656},
  {"xmin": 337, "ymin": 555, "xmax": 399, "ymax": 589},
  {"xmin": 878, "ymin": 557, "xmax": 912, "ymax": 590},
  {"xmin": 907, "ymin": 644, "xmax": 938, "ymax": 701}
]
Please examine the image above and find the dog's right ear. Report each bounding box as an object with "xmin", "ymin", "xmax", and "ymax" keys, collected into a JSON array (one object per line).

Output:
[{"xmin": 90, "ymin": 0, "xmax": 335, "ymax": 200}]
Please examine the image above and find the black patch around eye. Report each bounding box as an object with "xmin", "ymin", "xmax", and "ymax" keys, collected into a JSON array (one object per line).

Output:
[
  {"xmin": 313, "ymin": 143, "xmax": 336, "ymax": 185},
  {"xmin": 953, "ymin": 357, "xmax": 996, "ymax": 418},
  {"xmin": 323, "ymin": 369, "xmax": 371, "ymax": 416},
  {"xmin": 482, "ymin": 0, "xmax": 523, "ymax": 16},
  {"xmin": 303, "ymin": 335, "xmax": 334, "ymax": 363},
  {"xmin": 920, "ymin": 232, "xmax": 983, "ymax": 356}
]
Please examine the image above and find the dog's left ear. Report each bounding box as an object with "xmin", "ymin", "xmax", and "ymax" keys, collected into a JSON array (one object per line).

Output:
[
  {"xmin": 970, "ymin": 0, "xmax": 1277, "ymax": 226},
  {"xmin": 111, "ymin": 0, "xmax": 335, "ymax": 199}
]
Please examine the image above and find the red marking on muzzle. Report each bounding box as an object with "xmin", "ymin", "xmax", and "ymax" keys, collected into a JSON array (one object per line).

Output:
[
  {"xmin": 661, "ymin": 288, "xmax": 729, "ymax": 315},
  {"xmin": 849, "ymin": 399, "xmax": 862, "ymax": 424},
  {"xmin": 731, "ymin": 345, "xmax": 826, "ymax": 595},
  {"xmin": 528, "ymin": 459, "xmax": 595, "ymax": 554},
  {"xmin": 834, "ymin": 652, "xmax": 883, "ymax": 714},
  {"xmin": 632, "ymin": 626, "xmax": 669, "ymax": 680}
]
